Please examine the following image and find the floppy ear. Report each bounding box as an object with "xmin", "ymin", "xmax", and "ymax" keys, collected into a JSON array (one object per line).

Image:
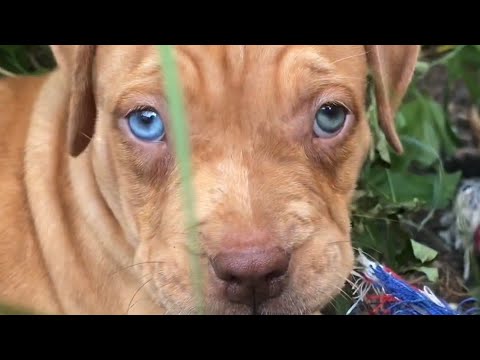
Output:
[
  {"xmin": 50, "ymin": 45, "xmax": 97, "ymax": 157},
  {"xmin": 364, "ymin": 45, "xmax": 420, "ymax": 154}
]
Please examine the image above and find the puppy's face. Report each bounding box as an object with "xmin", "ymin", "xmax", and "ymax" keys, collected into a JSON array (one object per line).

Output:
[{"xmin": 57, "ymin": 45, "xmax": 419, "ymax": 314}]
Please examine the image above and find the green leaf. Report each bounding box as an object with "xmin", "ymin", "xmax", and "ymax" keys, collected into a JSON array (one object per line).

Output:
[
  {"xmin": 415, "ymin": 61, "xmax": 430, "ymax": 75},
  {"xmin": 376, "ymin": 135, "xmax": 391, "ymax": 164},
  {"xmin": 411, "ymin": 239, "xmax": 438, "ymax": 263},
  {"xmin": 352, "ymin": 218, "xmax": 413, "ymax": 272},
  {"xmin": 367, "ymin": 96, "xmax": 391, "ymax": 164},
  {"xmin": 444, "ymin": 45, "xmax": 480, "ymax": 107},
  {"xmin": 366, "ymin": 165, "xmax": 461, "ymax": 209},
  {"xmin": 398, "ymin": 95, "xmax": 457, "ymax": 165},
  {"xmin": 414, "ymin": 266, "xmax": 439, "ymax": 283}
]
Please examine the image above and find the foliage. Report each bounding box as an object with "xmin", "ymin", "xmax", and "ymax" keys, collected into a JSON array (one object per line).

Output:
[
  {"xmin": 345, "ymin": 45, "xmax": 480, "ymax": 314},
  {"xmin": 0, "ymin": 45, "xmax": 54, "ymax": 76}
]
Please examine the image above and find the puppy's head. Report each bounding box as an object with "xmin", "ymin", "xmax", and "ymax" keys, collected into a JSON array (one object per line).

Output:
[{"xmin": 52, "ymin": 45, "xmax": 419, "ymax": 314}]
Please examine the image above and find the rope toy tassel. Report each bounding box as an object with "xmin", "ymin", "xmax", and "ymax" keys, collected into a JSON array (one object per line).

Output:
[{"xmin": 347, "ymin": 251, "xmax": 480, "ymax": 315}]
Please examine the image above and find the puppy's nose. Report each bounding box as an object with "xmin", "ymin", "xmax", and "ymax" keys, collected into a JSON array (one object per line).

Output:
[{"xmin": 211, "ymin": 247, "xmax": 290, "ymax": 306}]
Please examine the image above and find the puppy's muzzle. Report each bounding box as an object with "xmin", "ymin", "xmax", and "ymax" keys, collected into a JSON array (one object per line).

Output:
[{"xmin": 210, "ymin": 246, "xmax": 290, "ymax": 309}]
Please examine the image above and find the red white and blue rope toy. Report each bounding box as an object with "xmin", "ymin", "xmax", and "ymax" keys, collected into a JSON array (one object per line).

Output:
[{"xmin": 347, "ymin": 251, "xmax": 480, "ymax": 315}]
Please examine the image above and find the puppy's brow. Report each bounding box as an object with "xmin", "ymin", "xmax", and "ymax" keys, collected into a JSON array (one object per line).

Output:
[
  {"xmin": 281, "ymin": 48, "xmax": 335, "ymax": 75},
  {"xmin": 175, "ymin": 46, "xmax": 204, "ymax": 85}
]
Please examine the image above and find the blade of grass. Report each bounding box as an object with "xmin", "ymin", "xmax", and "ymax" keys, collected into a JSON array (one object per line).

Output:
[
  {"xmin": 385, "ymin": 169, "xmax": 397, "ymax": 203},
  {"xmin": 0, "ymin": 65, "xmax": 16, "ymax": 77},
  {"xmin": 0, "ymin": 302, "xmax": 35, "ymax": 315},
  {"xmin": 158, "ymin": 45, "xmax": 204, "ymax": 314}
]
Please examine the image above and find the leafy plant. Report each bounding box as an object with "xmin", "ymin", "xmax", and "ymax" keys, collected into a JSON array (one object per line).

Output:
[
  {"xmin": 345, "ymin": 45, "xmax": 480, "ymax": 314},
  {"xmin": 351, "ymin": 82, "xmax": 461, "ymax": 270},
  {"xmin": 439, "ymin": 45, "xmax": 480, "ymax": 108},
  {"xmin": 0, "ymin": 45, "xmax": 54, "ymax": 76}
]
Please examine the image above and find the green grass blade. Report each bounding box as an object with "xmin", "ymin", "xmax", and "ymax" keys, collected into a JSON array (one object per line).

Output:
[
  {"xmin": 0, "ymin": 65, "xmax": 16, "ymax": 77},
  {"xmin": 158, "ymin": 45, "xmax": 204, "ymax": 314}
]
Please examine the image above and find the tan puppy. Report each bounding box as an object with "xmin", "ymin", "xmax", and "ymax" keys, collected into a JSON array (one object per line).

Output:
[{"xmin": 0, "ymin": 45, "xmax": 420, "ymax": 314}]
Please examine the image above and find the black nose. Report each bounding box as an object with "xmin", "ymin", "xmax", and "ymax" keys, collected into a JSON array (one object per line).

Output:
[{"xmin": 211, "ymin": 247, "xmax": 290, "ymax": 307}]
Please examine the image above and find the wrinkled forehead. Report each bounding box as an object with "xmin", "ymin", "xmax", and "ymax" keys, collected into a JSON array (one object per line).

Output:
[{"xmin": 94, "ymin": 45, "xmax": 368, "ymax": 113}]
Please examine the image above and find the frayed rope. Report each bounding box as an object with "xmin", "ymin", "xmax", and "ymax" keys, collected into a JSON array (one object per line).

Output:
[{"xmin": 347, "ymin": 251, "xmax": 480, "ymax": 315}]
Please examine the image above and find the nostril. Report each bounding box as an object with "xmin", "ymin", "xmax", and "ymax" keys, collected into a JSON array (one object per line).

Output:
[
  {"xmin": 211, "ymin": 246, "xmax": 290, "ymax": 306},
  {"xmin": 266, "ymin": 269, "xmax": 285, "ymax": 281},
  {"xmin": 226, "ymin": 274, "xmax": 238, "ymax": 283},
  {"xmin": 211, "ymin": 247, "xmax": 289, "ymax": 283}
]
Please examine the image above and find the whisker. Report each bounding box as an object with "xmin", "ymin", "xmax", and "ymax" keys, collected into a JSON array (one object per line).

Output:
[
  {"xmin": 330, "ymin": 75, "xmax": 367, "ymax": 81},
  {"xmin": 126, "ymin": 278, "xmax": 154, "ymax": 314},
  {"xmin": 330, "ymin": 275, "xmax": 353, "ymax": 301},
  {"xmin": 331, "ymin": 51, "xmax": 370, "ymax": 65},
  {"xmin": 128, "ymin": 298, "xmax": 152, "ymax": 311},
  {"xmin": 331, "ymin": 269, "xmax": 356, "ymax": 289},
  {"xmin": 351, "ymin": 213, "xmax": 402, "ymax": 224},
  {"xmin": 108, "ymin": 261, "xmax": 164, "ymax": 279},
  {"xmin": 186, "ymin": 220, "xmax": 206, "ymax": 231},
  {"xmin": 325, "ymin": 240, "xmax": 351, "ymax": 246},
  {"xmin": 79, "ymin": 131, "xmax": 93, "ymax": 141},
  {"xmin": 352, "ymin": 242, "xmax": 383, "ymax": 255}
]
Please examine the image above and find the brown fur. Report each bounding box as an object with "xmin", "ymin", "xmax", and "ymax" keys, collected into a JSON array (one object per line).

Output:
[{"xmin": 0, "ymin": 45, "xmax": 419, "ymax": 314}]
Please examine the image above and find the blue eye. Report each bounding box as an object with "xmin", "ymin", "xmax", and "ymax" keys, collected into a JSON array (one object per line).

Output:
[
  {"xmin": 127, "ymin": 109, "xmax": 165, "ymax": 142},
  {"xmin": 313, "ymin": 104, "xmax": 348, "ymax": 138}
]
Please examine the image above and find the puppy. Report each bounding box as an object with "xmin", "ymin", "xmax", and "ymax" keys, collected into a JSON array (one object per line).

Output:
[{"xmin": 0, "ymin": 45, "xmax": 420, "ymax": 314}]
